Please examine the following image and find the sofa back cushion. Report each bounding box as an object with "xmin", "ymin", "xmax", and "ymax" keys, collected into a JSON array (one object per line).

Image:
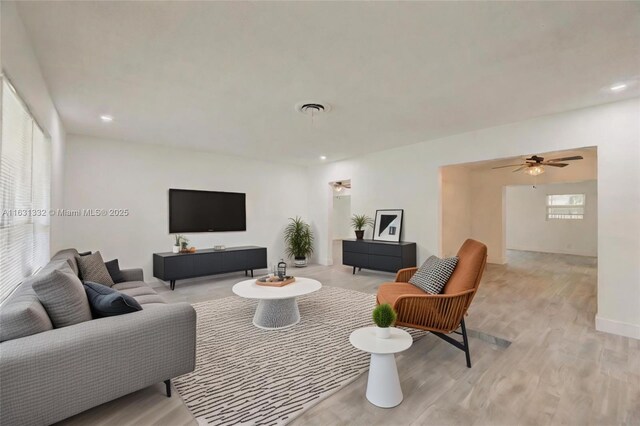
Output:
[
  {"xmin": 442, "ymin": 239, "xmax": 487, "ymax": 294},
  {"xmin": 0, "ymin": 287, "xmax": 53, "ymax": 343},
  {"xmin": 51, "ymin": 248, "xmax": 80, "ymax": 276},
  {"xmin": 32, "ymin": 262, "xmax": 92, "ymax": 328}
]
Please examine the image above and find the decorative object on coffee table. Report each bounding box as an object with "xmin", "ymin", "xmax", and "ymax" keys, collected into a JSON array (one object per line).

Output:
[
  {"xmin": 255, "ymin": 275, "xmax": 296, "ymax": 287},
  {"xmin": 373, "ymin": 209, "xmax": 404, "ymax": 242},
  {"xmin": 284, "ymin": 216, "xmax": 314, "ymax": 267},
  {"xmin": 372, "ymin": 303, "xmax": 397, "ymax": 339},
  {"xmin": 349, "ymin": 326, "xmax": 413, "ymax": 408},
  {"xmin": 277, "ymin": 259, "xmax": 287, "ymax": 278},
  {"xmin": 351, "ymin": 213, "xmax": 374, "ymax": 240},
  {"xmin": 232, "ymin": 277, "xmax": 321, "ymax": 329}
]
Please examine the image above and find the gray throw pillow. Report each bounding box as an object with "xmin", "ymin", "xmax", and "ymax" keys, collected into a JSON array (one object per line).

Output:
[
  {"xmin": 32, "ymin": 263, "xmax": 93, "ymax": 328},
  {"xmin": 409, "ymin": 255, "xmax": 459, "ymax": 294},
  {"xmin": 76, "ymin": 251, "xmax": 115, "ymax": 287}
]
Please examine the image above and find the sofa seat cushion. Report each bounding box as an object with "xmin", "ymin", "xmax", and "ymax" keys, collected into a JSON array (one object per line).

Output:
[
  {"xmin": 83, "ymin": 282, "xmax": 142, "ymax": 317},
  {"xmin": 112, "ymin": 281, "xmax": 145, "ymax": 291},
  {"xmin": 114, "ymin": 281, "xmax": 166, "ymax": 306},
  {"xmin": 377, "ymin": 282, "xmax": 426, "ymax": 307},
  {"xmin": 32, "ymin": 263, "xmax": 93, "ymax": 328},
  {"xmin": 133, "ymin": 294, "xmax": 166, "ymax": 305}
]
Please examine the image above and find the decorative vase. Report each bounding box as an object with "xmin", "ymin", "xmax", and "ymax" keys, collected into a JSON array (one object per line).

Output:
[
  {"xmin": 355, "ymin": 230, "xmax": 365, "ymax": 240},
  {"xmin": 172, "ymin": 245, "xmax": 180, "ymax": 253},
  {"xmin": 294, "ymin": 256, "xmax": 307, "ymax": 267},
  {"xmin": 375, "ymin": 326, "xmax": 391, "ymax": 339}
]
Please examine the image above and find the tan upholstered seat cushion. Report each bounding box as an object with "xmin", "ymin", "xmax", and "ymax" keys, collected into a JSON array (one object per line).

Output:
[
  {"xmin": 442, "ymin": 239, "xmax": 487, "ymax": 294},
  {"xmin": 377, "ymin": 282, "xmax": 427, "ymax": 307}
]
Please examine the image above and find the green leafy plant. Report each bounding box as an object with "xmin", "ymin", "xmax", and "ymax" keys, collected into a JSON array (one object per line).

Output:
[
  {"xmin": 351, "ymin": 214, "xmax": 374, "ymax": 231},
  {"xmin": 284, "ymin": 216, "xmax": 314, "ymax": 259},
  {"xmin": 174, "ymin": 234, "xmax": 189, "ymax": 247},
  {"xmin": 372, "ymin": 303, "xmax": 397, "ymax": 328}
]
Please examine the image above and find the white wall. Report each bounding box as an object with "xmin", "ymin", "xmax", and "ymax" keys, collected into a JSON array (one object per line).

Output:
[
  {"xmin": 308, "ymin": 98, "xmax": 640, "ymax": 339},
  {"xmin": 440, "ymin": 166, "xmax": 472, "ymax": 258},
  {"xmin": 62, "ymin": 136, "xmax": 310, "ymax": 279},
  {"xmin": 506, "ymin": 181, "xmax": 597, "ymax": 256},
  {"xmin": 1, "ymin": 1, "xmax": 67, "ymax": 253},
  {"xmin": 331, "ymin": 195, "xmax": 352, "ymax": 240}
]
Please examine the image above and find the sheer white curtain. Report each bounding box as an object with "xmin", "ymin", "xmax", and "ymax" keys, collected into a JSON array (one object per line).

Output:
[{"xmin": 0, "ymin": 78, "xmax": 51, "ymax": 303}]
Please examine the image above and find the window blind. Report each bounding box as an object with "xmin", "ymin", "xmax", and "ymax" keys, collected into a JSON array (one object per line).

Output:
[{"xmin": 0, "ymin": 78, "xmax": 51, "ymax": 303}]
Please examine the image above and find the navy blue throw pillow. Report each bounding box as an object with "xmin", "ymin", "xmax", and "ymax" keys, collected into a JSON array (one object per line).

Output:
[
  {"xmin": 83, "ymin": 281, "xmax": 142, "ymax": 318},
  {"xmin": 104, "ymin": 259, "xmax": 125, "ymax": 284}
]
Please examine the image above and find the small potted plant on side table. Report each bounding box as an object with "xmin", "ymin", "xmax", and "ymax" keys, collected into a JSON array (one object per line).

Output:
[
  {"xmin": 372, "ymin": 303, "xmax": 397, "ymax": 339},
  {"xmin": 173, "ymin": 235, "xmax": 183, "ymax": 253},
  {"xmin": 351, "ymin": 214, "xmax": 373, "ymax": 240}
]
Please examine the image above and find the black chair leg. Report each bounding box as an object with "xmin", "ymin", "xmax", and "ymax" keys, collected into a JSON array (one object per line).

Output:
[
  {"xmin": 431, "ymin": 319, "xmax": 472, "ymax": 368},
  {"xmin": 460, "ymin": 318, "xmax": 472, "ymax": 368},
  {"xmin": 164, "ymin": 379, "xmax": 171, "ymax": 397}
]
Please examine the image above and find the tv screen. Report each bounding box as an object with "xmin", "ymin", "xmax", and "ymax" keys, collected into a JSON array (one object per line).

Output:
[{"xmin": 169, "ymin": 189, "xmax": 246, "ymax": 233}]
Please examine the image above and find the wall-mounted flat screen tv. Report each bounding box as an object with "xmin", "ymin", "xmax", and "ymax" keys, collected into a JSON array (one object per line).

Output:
[{"xmin": 169, "ymin": 189, "xmax": 246, "ymax": 233}]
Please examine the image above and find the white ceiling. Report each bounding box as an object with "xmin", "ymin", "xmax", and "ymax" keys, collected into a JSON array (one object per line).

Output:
[{"xmin": 14, "ymin": 1, "xmax": 640, "ymax": 165}]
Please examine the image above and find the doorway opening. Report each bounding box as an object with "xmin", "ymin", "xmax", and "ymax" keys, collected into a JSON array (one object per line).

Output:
[{"xmin": 328, "ymin": 179, "xmax": 351, "ymax": 266}]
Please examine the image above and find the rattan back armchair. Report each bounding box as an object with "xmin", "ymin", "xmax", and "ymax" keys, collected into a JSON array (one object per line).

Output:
[{"xmin": 376, "ymin": 239, "xmax": 487, "ymax": 367}]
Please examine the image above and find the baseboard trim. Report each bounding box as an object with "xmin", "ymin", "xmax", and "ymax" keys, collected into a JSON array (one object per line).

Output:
[{"xmin": 596, "ymin": 314, "xmax": 640, "ymax": 340}]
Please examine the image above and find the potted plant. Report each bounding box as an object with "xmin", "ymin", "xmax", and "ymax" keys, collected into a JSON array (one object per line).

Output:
[
  {"xmin": 173, "ymin": 234, "xmax": 184, "ymax": 253},
  {"xmin": 284, "ymin": 216, "xmax": 314, "ymax": 267},
  {"xmin": 372, "ymin": 303, "xmax": 397, "ymax": 339},
  {"xmin": 351, "ymin": 214, "xmax": 373, "ymax": 240}
]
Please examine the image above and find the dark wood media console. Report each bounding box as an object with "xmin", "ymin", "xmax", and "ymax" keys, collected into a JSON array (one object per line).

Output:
[
  {"xmin": 153, "ymin": 246, "xmax": 267, "ymax": 290},
  {"xmin": 342, "ymin": 239, "xmax": 416, "ymax": 274}
]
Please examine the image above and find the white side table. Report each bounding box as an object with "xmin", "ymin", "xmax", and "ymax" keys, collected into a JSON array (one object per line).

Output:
[
  {"xmin": 232, "ymin": 277, "xmax": 322, "ymax": 329},
  {"xmin": 349, "ymin": 326, "xmax": 413, "ymax": 408}
]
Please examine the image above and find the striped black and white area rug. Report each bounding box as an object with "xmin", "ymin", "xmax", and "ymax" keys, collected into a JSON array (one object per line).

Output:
[{"xmin": 174, "ymin": 286, "xmax": 425, "ymax": 426}]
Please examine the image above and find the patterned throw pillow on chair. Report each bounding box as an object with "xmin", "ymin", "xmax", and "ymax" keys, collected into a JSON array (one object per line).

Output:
[{"xmin": 409, "ymin": 255, "xmax": 459, "ymax": 294}]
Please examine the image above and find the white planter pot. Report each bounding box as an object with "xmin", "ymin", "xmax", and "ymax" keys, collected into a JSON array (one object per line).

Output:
[
  {"xmin": 294, "ymin": 257, "xmax": 307, "ymax": 268},
  {"xmin": 172, "ymin": 245, "xmax": 180, "ymax": 253},
  {"xmin": 375, "ymin": 326, "xmax": 391, "ymax": 339}
]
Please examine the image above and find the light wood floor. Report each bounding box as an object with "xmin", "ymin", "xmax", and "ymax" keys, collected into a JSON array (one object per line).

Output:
[{"xmin": 58, "ymin": 247, "xmax": 639, "ymax": 426}]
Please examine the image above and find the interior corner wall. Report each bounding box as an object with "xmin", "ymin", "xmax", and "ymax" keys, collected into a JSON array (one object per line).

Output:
[
  {"xmin": 308, "ymin": 98, "xmax": 640, "ymax": 339},
  {"xmin": 440, "ymin": 166, "xmax": 472, "ymax": 258},
  {"xmin": 61, "ymin": 135, "xmax": 310, "ymax": 279},
  {"xmin": 1, "ymin": 1, "xmax": 67, "ymax": 254}
]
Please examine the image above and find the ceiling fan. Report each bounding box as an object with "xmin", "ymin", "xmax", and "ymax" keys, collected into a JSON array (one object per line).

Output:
[
  {"xmin": 332, "ymin": 181, "xmax": 351, "ymax": 192},
  {"xmin": 491, "ymin": 155, "xmax": 584, "ymax": 176}
]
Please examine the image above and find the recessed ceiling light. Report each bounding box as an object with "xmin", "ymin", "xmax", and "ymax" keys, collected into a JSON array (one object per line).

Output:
[
  {"xmin": 100, "ymin": 115, "xmax": 113, "ymax": 122},
  {"xmin": 320, "ymin": 155, "xmax": 327, "ymax": 160},
  {"xmin": 610, "ymin": 83, "xmax": 627, "ymax": 92}
]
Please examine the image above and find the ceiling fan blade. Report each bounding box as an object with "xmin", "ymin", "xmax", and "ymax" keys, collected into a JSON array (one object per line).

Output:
[
  {"xmin": 542, "ymin": 162, "xmax": 568, "ymax": 167},
  {"xmin": 492, "ymin": 163, "xmax": 526, "ymax": 169},
  {"xmin": 512, "ymin": 165, "xmax": 528, "ymax": 172},
  {"xmin": 548, "ymin": 155, "xmax": 583, "ymax": 162}
]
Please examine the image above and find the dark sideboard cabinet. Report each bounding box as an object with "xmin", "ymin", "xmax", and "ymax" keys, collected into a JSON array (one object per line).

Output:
[
  {"xmin": 153, "ymin": 246, "xmax": 267, "ymax": 290},
  {"xmin": 342, "ymin": 239, "xmax": 416, "ymax": 274}
]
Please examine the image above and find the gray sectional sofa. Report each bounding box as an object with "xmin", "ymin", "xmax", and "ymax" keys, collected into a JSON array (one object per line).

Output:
[{"xmin": 0, "ymin": 249, "xmax": 197, "ymax": 425}]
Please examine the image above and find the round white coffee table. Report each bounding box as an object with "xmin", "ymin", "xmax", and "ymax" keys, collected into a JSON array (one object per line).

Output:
[
  {"xmin": 232, "ymin": 277, "xmax": 322, "ymax": 329},
  {"xmin": 349, "ymin": 326, "xmax": 413, "ymax": 408}
]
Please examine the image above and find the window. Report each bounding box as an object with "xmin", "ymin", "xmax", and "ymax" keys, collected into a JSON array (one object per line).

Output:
[
  {"xmin": 0, "ymin": 78, "xmax": 51, "ymax": 303},
  {"xmin": 546, "ymin": 194, "xmax": 585, "ymax": 220}
]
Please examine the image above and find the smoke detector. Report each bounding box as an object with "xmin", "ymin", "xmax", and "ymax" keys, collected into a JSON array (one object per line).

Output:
[{"xmin": 295, "ymin": 101, "xmax": 331, "ymax": 116}]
